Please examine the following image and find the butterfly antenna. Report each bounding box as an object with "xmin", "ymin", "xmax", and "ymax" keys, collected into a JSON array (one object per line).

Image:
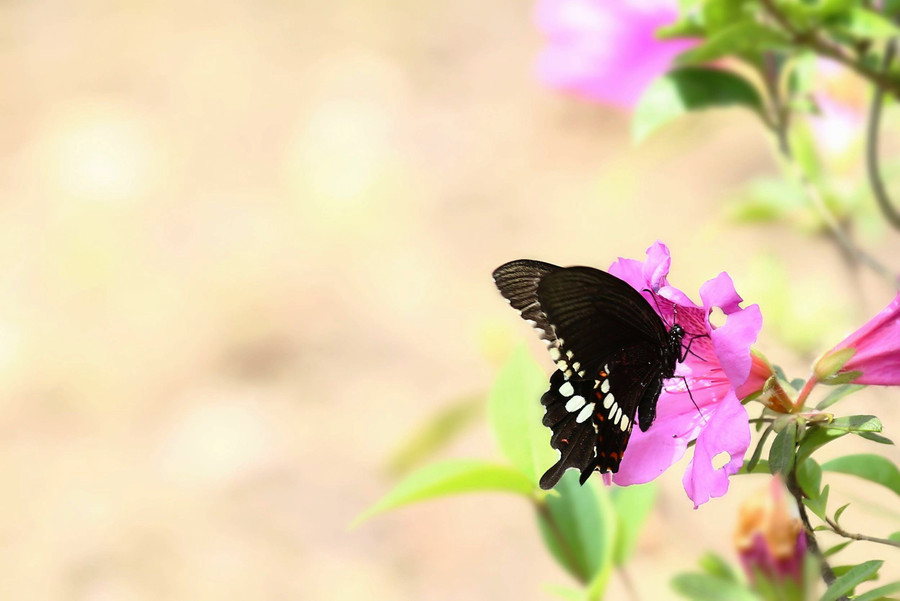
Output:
[{"xmin": 643, "ymin": 287, "xmax": 672, "ymax": 328}]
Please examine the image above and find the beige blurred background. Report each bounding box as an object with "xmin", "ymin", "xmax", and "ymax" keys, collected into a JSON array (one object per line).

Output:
[{"xmin": 2, "ymin": 0, "xmax": 900, "ymax": 599}]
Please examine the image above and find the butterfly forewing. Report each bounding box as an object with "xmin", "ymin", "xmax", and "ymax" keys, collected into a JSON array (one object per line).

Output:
[{"xmin": 493, "ymin": 260, "xmax": 683, "ymax": 490}]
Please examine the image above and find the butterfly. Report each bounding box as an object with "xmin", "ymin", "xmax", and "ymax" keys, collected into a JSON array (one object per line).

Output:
[{"xmin": 493, "ymin": 259, "xmax": 686, "ymax": 490}]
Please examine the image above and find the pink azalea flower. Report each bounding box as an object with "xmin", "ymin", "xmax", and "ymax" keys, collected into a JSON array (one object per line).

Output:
[
  {"xmin": 607, "ymin": 242, "xmax": 762, "ymax": 507},
  {"xmin": 815, "ymin": 291, "xmax": 900, "ymax": 386},
  {"xmin": 534, "ymin": 0, "xmax": 695, "ymax": 107}
]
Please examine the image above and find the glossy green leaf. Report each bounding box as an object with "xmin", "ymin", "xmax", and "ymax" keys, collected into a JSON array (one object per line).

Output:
[
  {"xmin": 796, "ymin": 427, "xmax": 845, "ymax": 466},
  {"xmin": 823, "ymin": 454, "xmax": 900, "ymax": 497},
  {"xmin": 633, "ymin": 67, "xmax": 764, "ymax": 143},
  {"xmin": 353, "ymin": 459, "xmax": 533, "ymax": 526},
  {"xmin": 489, "ymin": 347, "xmax": 556, "ymax": 486},
  {"xmin": 853, "ymin": 580, "xmax": 900, "ymax": 601},
  {"xmin": 536, "ymin": 471, "xmax": 615, "ymax": 586},
  {"xmin": 821, "ymin": 560, "xmax": 883, "ymax": 601},
  {"xmin": 386, "ymin": 395, "xmax": 483, "ymax": 476},
  {"xmin": 671, "ymin": 573, "xmax": 760, "ymax": 601},
  {"xmin": 826, "ymin": 415, "xmax": 882, "ymax": 434},
  {"xmin": 611, "ymin": 483, "xmax": 657, "ymax": 565},
  {"xmin": 816, "ymin": 384, "xmax": 865, "ymax": 410},
  {"xmin": 769, "ymin": 423, "xmax": 797, "ymax": 475}
]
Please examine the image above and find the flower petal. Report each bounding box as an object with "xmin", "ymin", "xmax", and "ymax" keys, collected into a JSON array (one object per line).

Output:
[{"xmin": 682, "ymin": 392, "xmax": 750, "ymax": 508}]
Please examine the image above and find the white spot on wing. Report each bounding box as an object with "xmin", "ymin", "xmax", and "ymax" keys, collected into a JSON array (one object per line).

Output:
[
  {"xmin": 620, "ymin": 414, "xmax": 629, "ymax": 431},
  {"xmin": 614, "ymin": 406, "xmax": 622, "ymax": 425},
  {"xmin": 565, "ymin": 395, "xmax": 585, "ymax": 412},
  {"xmin": 559, "ymin": 381, "xmax": 574, "ymax": 397},
  {"xmin": 576, "ymin": 403, "xmax": 595, "ymax": 423},
  {"xmin": 549, "ymin": 347, "xmax": 561, "ymax": 361},
  {"xmin": 600, "ymin": 379, "xmax": 610, "ymax": 393},
  {"xmin": 603, "ymin": 394, "xmax": 614, "ymax": 409}
]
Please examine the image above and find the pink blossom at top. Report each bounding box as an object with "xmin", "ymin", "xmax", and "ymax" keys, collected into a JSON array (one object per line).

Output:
[
  {"xmin": 535, "ymin": 0, "xmax": 695, "ymax": 107},
  {"xmin": 608, "ymin": 242, "xmax": 763, "ymax": 507},
  {"xmin": 819, "ymin": 291, "xmax": 900, "ymax": 386}
]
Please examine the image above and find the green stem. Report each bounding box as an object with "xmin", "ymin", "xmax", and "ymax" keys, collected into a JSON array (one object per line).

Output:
[
  {"xmin": 824, "ymin": 516, "xmax": 900, "ymax": 549},
  {"xmin": 785, "ymin": 466, "xmax": 846, "ymax": 600},
  {"xmin": 866, "ymin": 38, "xmax": 900, "ymax": 231}
]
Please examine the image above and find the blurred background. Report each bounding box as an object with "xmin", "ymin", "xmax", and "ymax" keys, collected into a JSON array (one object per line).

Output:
[{"xmin": 2, "ymin": 0, "xmax": 900, "ymax": 599}]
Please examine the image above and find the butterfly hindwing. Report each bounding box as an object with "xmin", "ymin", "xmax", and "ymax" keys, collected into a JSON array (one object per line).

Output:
[{"xmin": 538, "ymin": 346, "xmax": 662, "ymax": 489}]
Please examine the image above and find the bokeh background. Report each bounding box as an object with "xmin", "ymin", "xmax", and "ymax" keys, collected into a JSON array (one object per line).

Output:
[{"xmin": 2, "ymin": 0, "xmax": 900, "ymax": 599}]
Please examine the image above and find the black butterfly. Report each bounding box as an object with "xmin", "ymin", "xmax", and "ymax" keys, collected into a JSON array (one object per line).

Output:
[{"xmin": 493, "ymin": 259, "xmax": 686, "ymax": 490}]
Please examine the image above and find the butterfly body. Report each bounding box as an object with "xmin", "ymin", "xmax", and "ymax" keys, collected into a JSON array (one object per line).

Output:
[{"xmin": 492, "ymin": 259, "xmax": 685, "ymax": 489}]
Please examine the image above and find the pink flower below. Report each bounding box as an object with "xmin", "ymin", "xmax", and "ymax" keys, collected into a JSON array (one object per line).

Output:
[
  {"xmin": 534, "ymin": 0, "xmax": 695, "ymax": 107},
  {"xmin": 608, "ymin": 242, "xmax": 762, "ymax": 507}
]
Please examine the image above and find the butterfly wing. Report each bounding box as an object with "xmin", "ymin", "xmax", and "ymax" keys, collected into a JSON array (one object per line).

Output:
[{"xmin": 494, "ymin": 262, "xmax": 672, "ymax": 489}]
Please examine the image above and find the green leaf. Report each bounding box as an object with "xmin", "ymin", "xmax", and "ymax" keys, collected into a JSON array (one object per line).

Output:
[
  {"xmin": 803, "ymin": 484, "xmax": 830, "ymax": 521},
  {"xmin": 890, "ymin": 531, "xmax": 900, "ymax": 543},
  {"xmin": 769, "ymin": 422, "xmax": 798, "ymax": 475},
  {"xmin": 816, "ymin": 384, "xmax": 865, "ymax": 411},
  {"xmin": 747, "ymin": 425, "xmax": 774, "ymax": 473},
  {"xmin": 353, "ymin": 459, "xmax": 534, "ymax": 526},
  {"xmin": 833, "ymin": 502, "xmax": 851, "ymax": 524},
  {"xmin": 796, "ymin": 458, "xmax": 822, "ymax": 500},
  {"xmin": 677, "ymin": 21, "xmax": 789, "ymax": 65},
  {"xmin": 822, "ymin": 454, "xmax": 900, "ymax": 498},
  {"xmin": 826, "ymin": 415, "xmax": 883, "ymax": 434},
  {"xmin": 633, "ymin": 67, "xmax": 764, "ymax": 143},
  {"xmin": 740, "ymin": 459, "xmax": 771, "ymax": 474},
  {"xmin": 536, "ymin": 471, "xmax": 615, "ymax": 585},
  {"xmin": 835, "ymin": 8, "xmax": 900, "ymax": 40},
  {"xmin": 489, "ymin": 347, "xmax": 556, "ymax": 486},
  {"xmin": 796, "ymin": 427, "xmax": 845, "ymax": 466},
  {"xmin": 671, "ymin": 573, "xmax": 760, "ymax": 601},
  {"xmin": 854, "ymin": 580, "xmax": 900, "ymax": 601},
  {"xmin": 386, "ymin": 395, "xmax": 483, "ymax": 476},
  {"xmin": 823, "ymin": 540, "xmax": 853, "ymax": 558},
  {"xmin": 611, "ymin": 483, "xmax": 657, "ymax": 565},
  {"xmin": 859, "ymin": 432, "xmax": 895, "ymax": 445},
  {"xmin": 698, "ymin": 553, "xmax": 740, "ymax": 582},
  {"xmin": 821, "ymin": 560, "xmax": 883, "ymax": 601}
]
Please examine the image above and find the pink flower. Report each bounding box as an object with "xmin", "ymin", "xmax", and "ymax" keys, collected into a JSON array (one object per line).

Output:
[
  {"xmin": 607, "ymin": 242, "xmax": 762, "ymax": 507},
  {"xmin": 810, "ymin": 60, "xmax": 866, "ymax": 156},
  {"xmin": 534, "ymin": 0, "xmax": 694, "ymax": 107},
  {"xmin": 814, "ymin": 291, "xmax": 900, "ymax": 386},
  {"xmin": 735, "ymin": 477, "xmax": 807, "ymax": 587}
]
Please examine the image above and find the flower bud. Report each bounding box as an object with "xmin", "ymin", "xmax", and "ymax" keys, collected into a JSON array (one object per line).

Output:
[{"xmin": 734, "ymin": 477, "xmax": 806, "ymax": 586}]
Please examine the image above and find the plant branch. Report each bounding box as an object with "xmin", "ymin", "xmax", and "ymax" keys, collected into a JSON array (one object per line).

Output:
[
  {"xmin": 759, "ymin": 0, "xmax": 900, "ymax": 97},
  {"xmin": 785, "ymin": 467, "xmax": 846, "ymax": 599},
  {"xmin": 866, "ymin": 38, "xmax": 900, "ymax": 231},
  {"xmin": 760, "ymin": 52, "xmax": 900, "ymax": 287},
  {"xmin": 824, "ymin": 515, "xmax": 900, "ymax": 549}
]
